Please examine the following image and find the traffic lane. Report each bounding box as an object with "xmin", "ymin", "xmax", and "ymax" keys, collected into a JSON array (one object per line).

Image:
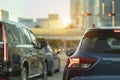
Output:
[
  {"xmin": 34, "ymin": 66, "xmax": 64, "ymax": 80},
  {"xmin": 32, "ymin": 71, "xmax": 63, "ymax": 80},
  {"xmin": 48, "ymin": 71, "xmax": 63, "ymax": 80},
  {"xmin": 47, "ymin": 54, "xmax": 67, "ymax": 80},
  {"xmin": 34, "ymin": 53, "xmax": 67, "ymax": 80}
]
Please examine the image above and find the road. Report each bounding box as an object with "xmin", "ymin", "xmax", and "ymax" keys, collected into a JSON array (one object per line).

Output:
[
  {"xmin": 36, "ymin": 52, "xmax": 68, "ymax": 80},
  {"xmin": 48, "ymin": 53, "xmax": 67, "ymax": 80}
]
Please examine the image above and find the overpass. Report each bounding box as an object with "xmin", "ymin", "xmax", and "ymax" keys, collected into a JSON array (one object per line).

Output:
[{"xmin": 31, "ymin": 28, "xmax": 85, "ymax": 50}]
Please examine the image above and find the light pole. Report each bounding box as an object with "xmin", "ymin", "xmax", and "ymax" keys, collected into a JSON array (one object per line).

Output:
[
  {"xmin": 102, "ymin": 2, "xmax": 105, "ymax": 17},
  {"xmin": 112, "ymin": 0, "xmax": 115, "ymax": 26}
]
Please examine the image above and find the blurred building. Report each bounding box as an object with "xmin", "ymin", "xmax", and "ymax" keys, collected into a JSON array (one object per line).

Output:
[
  {"xmin": 70, "ymin": 0, "xmax": 83, "ymax": 28},
  {"xmin": 70, "ymin": 0, "xmax": 97, "ymax": 29},
  {"xmin": 18, "ymin": 14, "xmax": 62, "ymax": 28},
  {"xmin": 35, "ymin": 14, "xmax": 62, "ymax": 29},
  {"xmin": 48, "ymin": 14, "xmax": 61, "ymax": 29},
  {"xmin": 18, "ymin": 18, "xmax": 35, "ymax": 27},
  {"xmin": 82, "ymin": 0, "xmax": 96, "ymax": 28},
  {"xmin": 0, "ymin": 9, "xmax": 9, "ymax": 20},
  {"xmin": 36, "ymin": 18, "xmax": 48, "ymax": 28},
  {"xmin": 99, "ymin": 0, "xmax": 120, "ymax": 26}
]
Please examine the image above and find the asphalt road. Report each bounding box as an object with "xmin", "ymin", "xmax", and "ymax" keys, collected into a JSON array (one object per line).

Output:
[
  {"xmin": 35, "ymin": 52, "xmax": 68, "ymax": 80},
  {"xmin": 48, "ymin": 53, "xmax": 67, "ymax": 80}
]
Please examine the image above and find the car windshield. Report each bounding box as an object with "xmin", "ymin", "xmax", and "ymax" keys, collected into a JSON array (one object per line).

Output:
[
  {"xmin": 80, "ymin": 29, "xmax": 120, "ymax": 53},
  {"xmin": 44, "ymin": 45, "xmax": 53, "ymax": 53}
]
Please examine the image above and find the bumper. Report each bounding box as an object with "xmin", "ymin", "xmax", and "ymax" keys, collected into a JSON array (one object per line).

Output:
[
  {"xmin": 71, "ymin": 76, "xmax": 120, "ymax": 80},
  {"xmin": 0, "ymin": 67, "xmax": 21, "ymax": 80}
]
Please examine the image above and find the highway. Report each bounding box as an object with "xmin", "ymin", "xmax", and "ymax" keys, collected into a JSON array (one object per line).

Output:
[{"xmin": 35, "ymin": 52, "xmax": 68, "ymax": 80}]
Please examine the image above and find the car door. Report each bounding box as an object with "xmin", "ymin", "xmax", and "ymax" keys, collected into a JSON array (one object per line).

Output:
[
  {"xmin": 28, "ymin": 29, "xmax": 44, "ymax": 75},
  {"xmin": 47, "ymin": 45, "xmax": 59, "ymax": 70},
  {"xmin": 21, "ymin": 27, "xmax": 38, "ymax": 76},
  {"xmin": 52, "ymin": 53, "xmax": 60, "ymax": 70}
]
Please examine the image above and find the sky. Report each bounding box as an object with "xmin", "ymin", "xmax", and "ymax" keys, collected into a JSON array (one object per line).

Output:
[{"xmin": 0, "ymin": 0, "xmax": 70, "ymax": 22}]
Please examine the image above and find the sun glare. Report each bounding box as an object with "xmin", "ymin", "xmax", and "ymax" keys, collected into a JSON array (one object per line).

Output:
[{"xmin": 60, "ymin": 16, "xmax": 71, "ymax": 27}]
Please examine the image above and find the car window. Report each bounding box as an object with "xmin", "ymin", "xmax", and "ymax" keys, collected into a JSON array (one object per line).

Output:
[
  {"xmin": 80, "ymin": 29, "xmax": 120, "ymax": 53},
  {"xmin": 28, "ymin": 30, "xmax": 37, "ymax": 46},
  {"xmin": 4, "ymin": 23, "xmax": 18, "ymax": 42},
  {"xmin": 9, "ymin": 25, "xmax": 21, "ymax": 42},
  {"xmin": 21, "ymin": 28, "xmax": 32, "ymax": 44},
  {"xmin": 44, "ymin": 45, "xmax": 53, "ymax": 53}
]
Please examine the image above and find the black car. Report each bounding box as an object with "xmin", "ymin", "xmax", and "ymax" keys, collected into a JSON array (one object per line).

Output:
[
  {"xmin": 0, "ymin": 20, "xmax": 47, "ymax": 80},
  {"xmin": 63, "ymin": 27, "xmax": 120, "ymax": 80},
  {"xmin": 44, "ymin": 45, "xmax": 60, "ymax": 76}
]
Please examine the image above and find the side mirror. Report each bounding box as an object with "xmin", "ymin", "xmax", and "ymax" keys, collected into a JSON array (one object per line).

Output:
[
  {"xmin": 40, "ymin": 41, "xmax": 47, "ymax": 48},
  {"xmin": 66, "ymin": 49, "xmax": 76, "ymax": 57},
  {"xmin": 36, "ymin": 38, "xmax": 47, "ymax": 48}
]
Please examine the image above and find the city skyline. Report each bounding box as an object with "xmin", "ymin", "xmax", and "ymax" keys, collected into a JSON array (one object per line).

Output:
[{"xmin": 0, "ymin": 0, "xmax": 70, "ymax": 22}]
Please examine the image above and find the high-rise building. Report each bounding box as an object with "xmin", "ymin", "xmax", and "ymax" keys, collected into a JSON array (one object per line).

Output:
[
  {"xmin": 70, "ymin": 0, "xmax": 83, "ymax": 28},
  {"xmin": 70, "ymin": 0, "xmax": 97, "ymax": 29},
  {"xmin": 82, "ymin": 0, "xmax": 95, "ymax": 28},
  {"xmin": 0, "ymin": 9, "xmax": 9, "ymax": 20},
  {"xmin": 99, "ymin": 0, "xmax": 120, "ymax": 26}
]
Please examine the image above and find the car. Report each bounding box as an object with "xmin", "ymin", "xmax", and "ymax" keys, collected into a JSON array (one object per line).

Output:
[
  {"xmin": 44, "ymin": 45, "xmax": 60, "ymax": 76},
  {"xmin": 71, "ymin": 76, "xmax": 120, "ymax": 80},
  {"xmin": 0, "ymin": 20, "xmax": 47, "ymax": 80},
  {"xmin": 63, "ymin": 27, "xmax": 120, "ymax": 80}
]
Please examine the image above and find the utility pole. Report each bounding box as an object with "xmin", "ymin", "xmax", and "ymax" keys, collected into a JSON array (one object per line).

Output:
[{"xmin": 112, "ymin": 0, "xmax": 115, "ymax": 26}]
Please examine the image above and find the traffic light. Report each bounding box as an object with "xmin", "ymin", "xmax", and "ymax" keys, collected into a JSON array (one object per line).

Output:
[
  {"xmin": 83, "ymin": 13, "xmax": 92, "ymax": 16},
  {"xmin": 107, "ymin": 13, "xmax": 115, "ymax": 17}
]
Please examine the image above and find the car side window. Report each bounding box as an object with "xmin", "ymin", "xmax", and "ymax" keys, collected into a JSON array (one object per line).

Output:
[
  {"xmin": 22, "ymin": 28, "xmax": 32, "ymax": 44},
  {"xmin": 4, "ymin": 23, "xmax": 17, "ymax": 42},
  {"xmin": 9, "ymin": 25, "xmax": 21, "ymax": 42},
  {"xmin": 28, "ymin": 30, "xmax": 37, "ymax": 46}
]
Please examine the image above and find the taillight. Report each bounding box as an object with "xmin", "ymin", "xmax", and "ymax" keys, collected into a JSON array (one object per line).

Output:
[
  {"xmin": 1, "ymin": 24, "xmax": 7, "ymax": 62},
  {"xmin": 68, "ymin": 57, "xmax": 97, "ymax": 69},
  {"xmin": 68, "ymin": 58, "xmax": 80, "ymax": 68}
]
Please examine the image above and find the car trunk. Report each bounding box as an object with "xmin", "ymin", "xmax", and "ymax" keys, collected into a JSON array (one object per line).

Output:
[{"xmin": 91, "ymin": 53, "xmax": 120, "ymax": 75}]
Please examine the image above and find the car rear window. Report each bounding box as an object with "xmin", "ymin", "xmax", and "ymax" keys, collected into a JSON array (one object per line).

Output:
[{"xmin": 80, "ymin": 29, "xmax": 120, "ymax": 53}]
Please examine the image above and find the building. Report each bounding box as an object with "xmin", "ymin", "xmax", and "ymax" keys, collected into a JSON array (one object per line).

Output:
[
  {"xmin": 70, "ymin": 0, "xmax": 97, "ymax": 29},
  {"xmin": 82, "ymin": 0, "xmax": 95, "ymax": 28},
  {"xmin": 18, "ymin": 14, "xmax": 62, "ymax": 28},
  {"xmin": 99, "ymin": 0, "xmax": 120, "ymax": 26},
  {"xmin": 70, "ymin": 0, "xmax": 83, "ymax": 28},
  {"xmin": 36, "ymin": 18, "xmax": 48, "ymax": 28},
  {"xmin": 18, "ymin": 18, "xmax": 35, "ymax": 27},
  {"xmin": 35, "ymin": 14, "xmax": 62, "ymax": 29},
  {"xmin": 0, "ymin": 9, "xmax": 9, "ymax": 20},
  {"xmin": 48, "ymin": 14, "xmax": 61, "ymax": 29}
]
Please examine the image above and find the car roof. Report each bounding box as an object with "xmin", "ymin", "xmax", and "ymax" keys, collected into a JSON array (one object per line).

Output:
[
  {"xmin": 89, "ymin": 26, "xmax": 120, "ymax": 30},
  {"xmin": 83, "ymin": 26, "xmax": 120, "ymax": 35},
  {"xmin": 0, "ymin": 20, "xmax": 29, "ymax": 29}
]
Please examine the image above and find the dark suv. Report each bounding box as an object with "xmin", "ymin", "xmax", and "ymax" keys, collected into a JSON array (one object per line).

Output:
[
  {"xmin": 0, "ymin": 20, "xmax": 47, "ymax": 80},
  {"xmin": 63, "ymin": 27, "xmax": 120, "ymax": 80}
]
